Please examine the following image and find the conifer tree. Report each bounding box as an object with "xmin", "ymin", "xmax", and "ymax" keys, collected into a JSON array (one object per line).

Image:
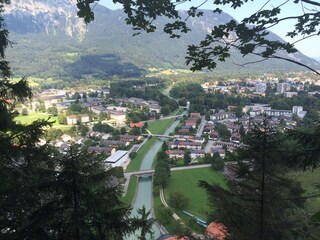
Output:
[{"xmin": 200, "ymin": 119, "xmax": 308, "ymax": 240}]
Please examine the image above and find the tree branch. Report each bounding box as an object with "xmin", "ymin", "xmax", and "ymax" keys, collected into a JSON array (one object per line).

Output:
[
  {"xmin": 301, "ymin": 0, "xmax": 320, "ymax": 7},
  {"xmin": 270, "ymin": 54, "xmax": 320, "ymax": 75}
]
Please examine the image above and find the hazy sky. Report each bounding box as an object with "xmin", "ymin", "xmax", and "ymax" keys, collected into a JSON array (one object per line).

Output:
[{"xmin": 99, "ymin": 0, "xmax": 320, "ymax": 58}]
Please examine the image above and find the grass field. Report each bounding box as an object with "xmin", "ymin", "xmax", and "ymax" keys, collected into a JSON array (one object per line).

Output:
[
  {"xmin": 164, "ymin": 168, "xmax": 227, "ymax": 219},
  {"xmin": 147, "ymin": 118, "xmax": 174, "ymax": 135},
  {"xmin": 291, "ymin": 168, "xmax": 320, "ymax": 213},
  {"xmin": 126, "ymin": 137, "xmax": 157, "ymax": 172},
  {"xmin": 121, "ymin": 176, "xmax": 138, "ymax": 206},
  {"xmin": 15, "ymin": 112, "xmax": 60, "ymax": 126}
]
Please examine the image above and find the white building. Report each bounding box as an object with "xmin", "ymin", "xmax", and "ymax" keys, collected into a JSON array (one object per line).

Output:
[
  {"xmin": 105, "ymin": 150, "xmax": 128, "ymax": 167},
  {"xmin": 255, "ymin": 82, "xmax": 267, "ymax": 94}
]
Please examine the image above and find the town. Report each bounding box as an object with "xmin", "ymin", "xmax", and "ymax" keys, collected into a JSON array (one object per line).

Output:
[{"xmin": 12, "ymin": 73, "xmax": 320, "ymax": 238}]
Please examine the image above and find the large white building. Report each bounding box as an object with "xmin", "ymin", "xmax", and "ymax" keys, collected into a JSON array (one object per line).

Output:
[
  {"xmin": 255, "ymin": 82, "xmax": 267, "ymax": 94},
  {"xmin": 105, "ymin": 150, "xmax": 128, "ymax": 167}
]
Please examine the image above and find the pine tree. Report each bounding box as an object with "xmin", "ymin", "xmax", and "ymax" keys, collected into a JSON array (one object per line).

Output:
[{"xmin": 200, "ymin": 119, "xmax": 307, "ymax": 240}]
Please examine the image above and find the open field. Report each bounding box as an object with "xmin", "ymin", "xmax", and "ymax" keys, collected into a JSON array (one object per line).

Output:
[
  {"xmin": 121, "ymin": 176, "xmax": 138, "ymax": 206},
  {"xmin": 126, "ymin": 137, "xmax": 157, "ymax": 172},
  {"xmin": 164, "ymin": 168, "xmax": 227, "ymax": 219},
  {"xmin": 147, "ymin": 118, "xmax": 174, "ymax": 135},
  {"xmin": 15, "ymin": 112, "xmax": 60, "ymax": 126},
  {"xmin": 291, "ymin": 168, "xmax": 320, "ymax": 213}
]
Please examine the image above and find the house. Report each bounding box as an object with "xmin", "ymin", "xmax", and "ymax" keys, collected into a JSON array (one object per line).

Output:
[
  {"xmin": 211, "ymin": 146, "xmax": 226, "ymax": 158},
  {"xmin": 67, "ymin": 115, "xmax": 78, "ymax": 125},
  {"xmin": 209, "ymin": 131, "xmax": 219, "ymax": 140},
  {"xmin": 178, "ymin": 129, "xmax": 190, "ymax": 134},
  {"xmin": 101, "ymin": 140, "xmax": 128, "ymax": 148},
  {"xmin": 214, "ymin": 141, "xmax": 238, "ymax": 151},
  {"xmin": 190, "ymin": 150, "xmax": 205, "ymax": 159},
  {"xmin": 88, "ymin": 146, "xmax": 116, "ymax": 156},
  {"xmin": 120, "ymin": 134, "xmax": 142, "ymax": 142},
  {"xmin": 129, "ymin": 122, "xmax": 144, "ymax": 128},
  {"xmin": 190, "ymin": 112, "xmax": 201, "ymax": 119},
  {"xmin": 168, "ymin": 141, "xmax": 202, "ymax": 150},
  {"xmin": 80, "ymin": 114, "xmax": 90, "ymax": 123},
  {"xmin": 264, "ymin": 109, "xmax": 292, "ymax": 118},
  {"xmin": 165, "ymin": 150, "xmax": 185, "ymax": 159},
  {"xmin": 185, "ymin": 119, "xmax": 197, "ymax": 128},
  {"xmin": 230, "ymin": 133, "xmax": 241, "ymax": 143},
  {"xmin": 173, "ymin": 135, "xmax": 194, "ymax": 141},
  {"xmin": 210, "ymin": 111, "xmax": 229, "ymax": 121},
  {"xmin": 148, "ymin": 104, "xmax": 161, "ymax": 113},
  {"xmin": 61, "ymin": 134, "xmax": 72, "ymax": 142},
  {"xmin": 203, "ymin": 124, "xmax": 214, "ymax": 134},
  {"xmin": 192, "ymin": 137, "xmax": 205, "ymax": 144},
  {"xmin": 74, "ymin": 136, "xmax": 89, "ymax": 145},
  {"xmin": 108, "ymin": 110, "xmax": 127, "ymax": 123},
  {"xmin": 284, "ymin": 91, "xmax": 298, "ymax": 98},
  {"xmin": 225, "ymin": 122, "xmax": 240, "ymax": 133}
]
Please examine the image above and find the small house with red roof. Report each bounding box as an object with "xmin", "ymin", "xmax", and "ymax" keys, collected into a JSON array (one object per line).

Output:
[{"xmin": 129, "ymin": 122, "xmax": 144, "ymax": 128}]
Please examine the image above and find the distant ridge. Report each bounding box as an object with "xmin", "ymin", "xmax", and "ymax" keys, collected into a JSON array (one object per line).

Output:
[{"xmin": 3, "ymin": 0, "xmax": 320, "ymax": 80}]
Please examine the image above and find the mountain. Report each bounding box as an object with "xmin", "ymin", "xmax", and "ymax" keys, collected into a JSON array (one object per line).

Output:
[{"xmin": 3, "ymin": 0, "xmax": 320, "ymax": 81}]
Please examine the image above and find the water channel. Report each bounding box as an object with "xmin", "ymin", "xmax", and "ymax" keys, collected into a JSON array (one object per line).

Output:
[{"xmin": 127, "ymin": 117, "xmax": 182, "ymax": 239}]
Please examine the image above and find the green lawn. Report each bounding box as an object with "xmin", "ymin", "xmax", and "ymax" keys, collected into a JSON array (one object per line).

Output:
[
  {"xmin": 164, "ymin": 168, "xmax": 227, "ymax": 219},
  {"xmin": 147, "ymin": 118, "xmax": 174, "ymax": 135},
  {"xmin": 121, "ymin": 176, "xmax": 138, "ymax": 206},
  {"xmin": 126, "ymin": 137, "xmax": 157, "ymax": 172},
  {"xmin": 290, "ymin": 168, "xmax": 320, "ymax": 213},
  {"xmin": 15, "ymin": 112, "xmax": 60, "ymax": 126}
]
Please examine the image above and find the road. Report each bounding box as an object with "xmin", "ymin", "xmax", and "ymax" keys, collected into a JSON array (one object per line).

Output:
[
  {"xmin": 204, "ymin": 140, "xmax": 214, "ymax": 153},
  {"xmin": 196, "ymin": 116, "xmax": 206, "ymax": 137}
]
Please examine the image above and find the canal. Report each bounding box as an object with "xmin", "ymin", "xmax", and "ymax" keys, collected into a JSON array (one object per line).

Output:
[{"xmin": 128, "ymin": 117, "xmax": 181, "ymax": 239}]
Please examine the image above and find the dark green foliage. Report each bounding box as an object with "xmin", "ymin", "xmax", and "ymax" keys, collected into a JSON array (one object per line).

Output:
[
  {"xmin": 47, "ymin": 106, "xmax": 58, "ymax": 116},
  {"xmin": 136, "ymin": 206, "xmax": 155, "ymax": 240},
  {"xmin": 58, "ymin": 114, "xmax": 67, "ymax": 124},
  {"xmin": 92, "ymin": 122, "xmax": 114, "ymax": 133},
  {"xmin": 153, "ymin": 151, "xmax": 171, "ymax": 188},
  {"xmin": 215, "ymin": 123, "xmax": 231, "ymax": 141},
  {"xmin": 110, "ymin": 167, "xmax": 124, "ymax": 178},
  {"xmin": 45, "ymin": 128, "xmax": 64, "ymax": 141},
  {"xmin": 200, "ymin": 120, "xmax": 308, "ymax": 240},
  {"xmin": 68, "ymin": 103, "xmax": 84, "ymax": 113},
  {"xmin": 289, "ymin": 124, "xmax": 320, "ymax": 170},
  {"xmin": 211, "ymin": 153, "xmax": 225, "ymax": 171},
  {"xmin": 156, "ymin": 206, "xmax": 172, "ymax": 225},
  {"xmin": 78, "ymin": 123, "xmax": 89, "ymax": 136},
  {"xmin": 169, "ymin": 192, "xmax": 188, "ymax": 210},
  {"xmin": 129, "ymin": 127, "xmax": 141, "ymax": 136},
  {"xmin": 184, "ymin": 150, "xmax": 191, "ymax": 165}
]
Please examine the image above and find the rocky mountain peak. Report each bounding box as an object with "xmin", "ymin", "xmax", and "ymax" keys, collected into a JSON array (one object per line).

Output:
[{"xmin": 4, "ymin": 0, "xmax": 86, "ymax": 38}]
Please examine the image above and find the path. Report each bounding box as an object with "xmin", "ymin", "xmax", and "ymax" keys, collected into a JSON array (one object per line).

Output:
[{"xmin": 159, "ymin": 188, "xmax": 181, "ymax": 221}]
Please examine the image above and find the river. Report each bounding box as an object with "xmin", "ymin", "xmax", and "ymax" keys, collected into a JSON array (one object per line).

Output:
[{"xmin": 127, "ymin": 117, "xmax": 182, "ymax": 239}]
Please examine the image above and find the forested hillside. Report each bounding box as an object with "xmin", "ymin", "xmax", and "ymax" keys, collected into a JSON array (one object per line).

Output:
[{"xmin": 4, "ymin": 0, "xmax": 320, "ymax": 81}]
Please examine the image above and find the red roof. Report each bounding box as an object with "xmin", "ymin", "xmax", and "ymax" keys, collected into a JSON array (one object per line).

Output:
[
  {"xmin": 166, "ymin": 237, "xmax": 189, "ymax": 240},
  {"xmin": 129, "ymin": 122, "xmax": 144, "ymax": 128},
  {"xmin": 206, "ymin": 222, "xmax": 228, "ymax": 240}
]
